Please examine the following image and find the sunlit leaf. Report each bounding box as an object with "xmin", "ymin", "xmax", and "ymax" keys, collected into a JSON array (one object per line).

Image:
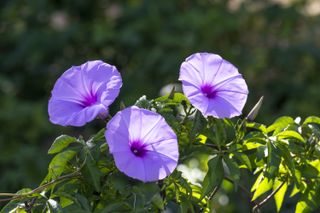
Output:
[
  {"xmin": 273, "ymin": 180, "xmax": 287, "ymax": 212},
  {"xmin": 47, "ymin": 150, "xmax": 77, "ymax": 180},
  {"xmin": 266, "ymin": 142, "xmax": 281, "ymax": 178},
  {"xmin": 197, "ymin": 134, "xmax": 207, "ymax": 144},
  {"xmin": 252, "ymin": 173, "xmax": 264, "ymax": 190},
  {"xmin": 290, "ymin": 185, "xmax": 300, "ymax": 197},
  {"xmin": 252, "ymin": 176, "xmax": 273, "ymax": 201},
  {"xmin": 267, "ymin": 116, "xmax": 294, "ymax": 134},
  {"xmin": 234, "ymin": 153, "xmax": 252, "ymax": 171},
  {"xmin": 246, "ymin": 122, "xmax": 267, "ymax": 133},
  {"xmin": 48, "ymin": 135, "xmax": 77, "ymax": 154},
  {"xmin": 303, "ymin": 116, "xmax": 320, "ymax": 125},
  {"xmin": 277, "ymin": 130, "xmax": 305, "ymax": 142}
]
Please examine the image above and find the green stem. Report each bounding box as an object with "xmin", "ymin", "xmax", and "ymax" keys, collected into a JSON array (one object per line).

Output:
[{"xmin": 0, "ymin": 171, "xmax": 81, "ymax": 203}]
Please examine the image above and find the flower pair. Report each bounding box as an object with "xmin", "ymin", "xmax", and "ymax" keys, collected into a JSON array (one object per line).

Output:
[{"xmin": 48, "ymin": 53, "xmax": 248, "ymax": 182}]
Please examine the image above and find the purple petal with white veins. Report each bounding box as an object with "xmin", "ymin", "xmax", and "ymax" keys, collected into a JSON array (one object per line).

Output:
[
  {"xmin": 179, "ymin": 52, "xmax": 248, "ymax": 118},
  {"xmin": 48, "ymin": 60, "xmax": 122, "ymax": 126},
  {"xmin": 105, "ymin": 106, "xmax": 179, "ymax": 182}
]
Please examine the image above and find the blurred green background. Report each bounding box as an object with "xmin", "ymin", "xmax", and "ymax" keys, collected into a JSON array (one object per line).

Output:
[{"xmin": 1, "ymin": 0, "xmax": 320, "ymax": 211}]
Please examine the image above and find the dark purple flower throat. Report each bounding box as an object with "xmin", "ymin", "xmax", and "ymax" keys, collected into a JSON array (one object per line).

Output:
[
  {"xmin": 80, "ymin": 91, "xmax": 98, "ymax": 107},
  {"xmin": 130, "ymin": 140, "xmax": 147, "ymax": 157},
  {"xmin": 201, "ymin": 84, "xmax": 217, "ymax": 99}
]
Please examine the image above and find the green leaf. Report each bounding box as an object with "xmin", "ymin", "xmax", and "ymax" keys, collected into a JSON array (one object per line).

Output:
[
  {"xmin": 202, "ymin": 156, "xmax": 224, "ymax": 197},
  {"xmin": 251, "ymin": 172, "xmax": 264, "ymax": 192},
  {"xmin": 91, "ymin": 128, "xmax": 106, "ymax": 142},
  {"xmin": 151, "ymin": 193, "xmax": 164, "ymax": 210},
  {"xmin": 290, "ymin": 184, "xmax": 300, "ymax": 197},
  {"xmin": 47, "ymin": 150, "xmax": 77, "ymax": 179},
  {"xmin": 0, "ymin": 200, "xmax": 23, "ymax": 213},
  {"xmin": 234, "ymin": 152, "xmax": 252, "ymax": 171},
  {"xmin": 48, "ymin": 135, "xmax": 77, "ymax": 154},
  {"xmin": 96, "ymin": 203, "xmax": 129, "ymax": 213},
  {"xmin": 82, "ymin": 156, "xmax": 102, "ymax": 192},
  {"xmin": 303, "ymin": 116, "xmax": 320, "ymax": 125},
  {"xmin": 243, "ymin": 136, "xmax": 266, "ymax": 150},
  {"xmin": 277, "ymin": 130, "xmax": 305, "ymax": 142},
  {"xmin": 74, "ymin": 194, "xmax": 91, "ymax": 212},
  {"xmin": 190, "ymin": 110, "xmax": 205, "ymax": 140},
  {"xmin": 275, "ymin": 142, "xmax": 298, "ymax": 183},
  {"xmin": 295, "ymin": 200, "xmax": 309, "ymax": 213},
  {"xmin": 300, "ymin": 160, "xmax": 320, "ymax": 178},
  {"xmin": 252, "ymin": 176, "xmax": 273, "ymax": 201},
  {"xmin": 267, "ymin": 116, "xmax": 294, "ymax": 134},
  {"xmin": 135, "ymin": 95, "xmax": 152, "ymax": 109},
  {"xmin": 0, "ymin": 187, "xmax": 33, "ymax": 211},
  {"xmin": 273, "ymin": 180, "xmax": 288, "ymax": 212},
  {"xmin": 1, "ymin": 203, "xmax": 27, "ymax": 213},
  {"xmin": 180, "ymin": 196, "xmax": 194, "ymax": 213},
  {"xmin": 223, "ymin": 156, "xmax": 240, "ymax": 183},
  {"xmin": 155, "ymin": 92, "xmax": 189, "ymax": 104},
  {"xmin": 266, "ymin": 142, "xmax": 281, "ymax": 178},
  {"xmin": 172, "ymin": 93, "xmax": 189, "ymax": 104},
  {"xmin": 295, "ymin": 186, "xmax": 320, "ymax": 213},
  {"xmin": 246, "ymin": 122, "xmax": 267, "ymax": 133}
]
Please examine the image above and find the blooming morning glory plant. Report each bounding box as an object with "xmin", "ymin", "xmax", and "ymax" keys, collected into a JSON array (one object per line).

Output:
[
  {"xmin": 4, "ymin": 52, "xmax": 318, "ymax": 213},
  {"xmin": 179, "ymin": 52, "xmax": 248, "ymax": 118},
  {"xmin": 105, "ymin": 106, "xmax": 179, "ymax": 182},
  {"xmin": 48, "ymin": 60, "xmax": 122, "ymax": 126}
]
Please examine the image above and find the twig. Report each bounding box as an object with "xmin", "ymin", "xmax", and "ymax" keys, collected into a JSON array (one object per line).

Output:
[
  {"xmin": 0, "ymin": 171, "xmax": 81, "ymax": 203},
  {"xmin": 252, "ymin": 181, "xmax": 285, "ymax": 213},
  {"xmin": 208, "ymin": 186, "xmax": 219, "ymax": 200}
]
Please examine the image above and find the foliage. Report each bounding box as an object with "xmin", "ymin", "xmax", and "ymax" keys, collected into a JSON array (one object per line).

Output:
[
  {"xmin": 1, "ymin": 93, "xmax": 320, "ymax": 212},
  {"xmin": 1, "ymin": 0, "xmax": 320, "ymax": 212}
]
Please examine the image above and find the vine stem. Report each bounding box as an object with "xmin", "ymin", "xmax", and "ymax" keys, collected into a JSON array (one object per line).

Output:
[
  {"xmin": 252, "ymin": 181, "xmax": 285, "ymax": 213},
  {"xmin": 208, "ymin": 186, "xmax": 220, "ymax": 200},
  {"xmin": 0, "ymin": 171, "xmax": 81, "ymax": 203}
]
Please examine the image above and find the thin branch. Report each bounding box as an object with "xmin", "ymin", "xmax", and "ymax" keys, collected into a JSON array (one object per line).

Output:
[
  {"xmin": 208, "ymin": 186, "xmax": 220, "ymax": 200},
  {"xmin": 0, "ymin": 171, "xmax": 81, "ymax": 203},
  {"xmin": 252, "ymin": 181, "xmax": 285, "ymax": 213}
]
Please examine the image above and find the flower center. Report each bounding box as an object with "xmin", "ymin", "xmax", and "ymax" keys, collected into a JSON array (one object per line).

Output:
[
  {"xmin": 80, "ymin": 92, "xmax": 98, "ymax": 107},
  {"xmin": 130, "ymin": 140, "xmax": 147, "ymax": 157},
  {"xmin": 201, "ymin": 84, "xmax": 217, "ymax": 99}
]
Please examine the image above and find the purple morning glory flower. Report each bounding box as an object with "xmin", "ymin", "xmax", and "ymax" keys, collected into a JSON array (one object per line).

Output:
[
  {"xmin": 105, "ymin": 106, "xmax": 179, "ymax": 182},
  {"xmin": 48, "ymin": 60, "xmax": 122, "ymax": 126},
  {"xmin": 179, "ymin": 52, "xmax": 248, "ymax": 118}
]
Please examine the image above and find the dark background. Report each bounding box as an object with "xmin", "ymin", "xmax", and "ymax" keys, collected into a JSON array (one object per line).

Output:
[{"xmin": 1, "ymin": 0, "xmax": 320, "ymax": 212}]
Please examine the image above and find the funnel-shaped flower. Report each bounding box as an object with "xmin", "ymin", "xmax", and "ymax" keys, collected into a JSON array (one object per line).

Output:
[
  {"xmin": 48, "ymin": 60, "xmax": 122, "ymax": 126},
  {"xmin": 179, "ymin": 52, "xmax": 248, "ymax": 118},
  {"xmin": 105, "ymin": 106, "xmax": 179, "ymax": 182}
]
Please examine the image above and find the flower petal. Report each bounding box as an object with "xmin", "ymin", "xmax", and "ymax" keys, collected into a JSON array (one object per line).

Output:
[
  {"xmin": 105, "ymin": 106, "xmax": 179, "ymax": 182},
  {"xmin": 48, "ymin": 60, "xmax": 122, "ymax": 126},
  {"xmin": 179, "ymin": 52, "xmax": 248, "ymax": 118}
]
